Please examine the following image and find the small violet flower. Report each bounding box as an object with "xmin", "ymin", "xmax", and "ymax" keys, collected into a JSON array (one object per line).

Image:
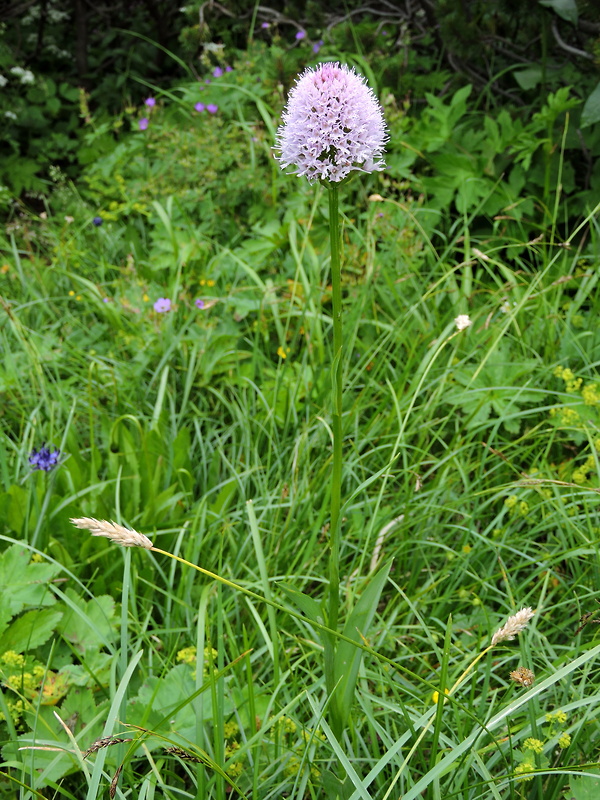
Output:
[
  {"xmin": 206, "ymin": 104, "xmax": 218, "ymax": 114},
  {"xmin": 195, "ymin": 102, "xmax": 205, "ymax": 112},
  {"xmin": 29, "ymin": 444, "xmax": 61, "ymax": 472},
  {"xmin": 261, "ymin": 22, "xmax": 270, "ymax": 29},
  {"xmin": 275, "ymin": 62, "xmax": 388, "ymax": 183},
  {"xmin": 213, "ymin": 66, "xmax": 223, "ymax": 78},
  {"xmin": 195, "ymin": 298, "xmax": 205, "ymax": 309},
  {"xmin": 225, "ymin": 65, "xmax": 233, "ymax": 72},
  {"xmin": 144, "ymin": 97, "xmax": 156, "ymax": 107},
  {"xmin": 154, "ymin": 298, "xmax": 171, "ymax": 312},
  {"xmin": 312, "ymin": 39, "xmax": 324, "ymax": 54},
  {"xmin": 139, "ymin": 117, "xmax": 149, "ymax": 131},
  {"xmin": 295, "ymin": 30, "xmax": 306, "ymax": 40},
  {"xmin": 92, "ymin": 216, "xmax": 103, "ymax": 226}
]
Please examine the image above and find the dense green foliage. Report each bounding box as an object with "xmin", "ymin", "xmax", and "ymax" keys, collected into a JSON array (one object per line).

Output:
[{"xmin": 1, "ymin": 2, "xmax": 600, "ymax": 799}]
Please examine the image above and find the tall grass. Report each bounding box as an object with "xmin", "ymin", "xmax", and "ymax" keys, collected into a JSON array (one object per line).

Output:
[{"xmin": 1, "ymin": 39, "xmax": 600, "ymax": 800}]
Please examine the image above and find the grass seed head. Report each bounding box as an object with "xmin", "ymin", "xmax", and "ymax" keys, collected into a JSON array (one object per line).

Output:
[
  {"xmin": 491, "ymin": 606, "xmax": 535, "ymax": 646},
  {"xmin": 70, "ymin": 517, "xmax": 153, "ymax": 549}
]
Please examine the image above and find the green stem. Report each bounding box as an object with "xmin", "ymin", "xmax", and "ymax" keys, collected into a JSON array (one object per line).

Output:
[{"xmin": 325, "ymin": 184, "xmax": 343, "ymax": 702}]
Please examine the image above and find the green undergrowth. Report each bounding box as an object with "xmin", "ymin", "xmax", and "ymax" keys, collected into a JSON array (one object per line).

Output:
[{"xmin": 1, "ymin": 28, "xmax": 600, "ymax": 800}]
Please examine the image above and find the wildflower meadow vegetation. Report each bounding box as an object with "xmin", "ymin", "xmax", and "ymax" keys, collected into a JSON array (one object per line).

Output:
[{"xmin": 1, "ymin": 1, "xmax": 600, "ymax": 798}]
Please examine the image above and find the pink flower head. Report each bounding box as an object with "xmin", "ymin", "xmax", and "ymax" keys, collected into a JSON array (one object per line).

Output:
[
  {"xmin": 195, "ymin": 102, "xmax": 205, "ymax": 112},
  {"xmin": 206, "ymin": 104, "xmax": 218, "ymax": 114},
  {"xmin": 153, "ymin": 297, "xmax": 171, "ymax": 312},
  {"xmin": 144, "ymin": 97, "xmax": 156, "ymax": 107},
  {"xmin": 275, "ymin": 62, "xmax": 388, "ymax": 183},
  {"xmin": 139, "ymin": 117, "xmax": 149, "ymax": 131}
]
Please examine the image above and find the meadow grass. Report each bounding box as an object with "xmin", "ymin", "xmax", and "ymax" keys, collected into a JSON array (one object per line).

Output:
[{"xmin": 1, "ymin": 41, "xmax": 600, "ymax": 800}]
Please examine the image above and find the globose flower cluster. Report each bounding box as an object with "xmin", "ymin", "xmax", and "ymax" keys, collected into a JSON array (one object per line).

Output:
[{"xmin": 275, "ymin": 62, "xmax": 388, "ymax": 182}]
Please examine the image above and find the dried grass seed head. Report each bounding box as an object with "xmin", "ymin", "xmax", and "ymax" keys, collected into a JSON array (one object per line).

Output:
[
  {"xmin": 491, "ymin": 606, "xmax": 535, "ymax": 646},
  {"xmin": 70, "ymin": 517, "xmax": 153, "ymax": 549}
]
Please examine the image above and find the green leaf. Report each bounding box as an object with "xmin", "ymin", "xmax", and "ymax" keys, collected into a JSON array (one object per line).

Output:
[
  {"xmin": 513, "ymin": 66, "xmax": 543, "ymax": 91},
  {"xmin": 1, "ymin": 608, "xmax": 63, "ymax": 653},
  {"xmin": 279, "ymin": 583, "xmax": 325, "ymax": 628},
  {"xmin": 539, "ymin": 0, "xmax": 578, "ymax": 25},
  {"xmin": 333, "ymin": 561, "xmax": 392, "ymax": 730},
  {"xmin": 445, "ymin": 345, "xmax": 541, "ymax": 433},
  {"xmin": 569, "ymin": 775, "xmax": 600, "ymax": 800},
  {"xmin": 55, "ymin": 588, "xmax": 116, "ymax": 653},
  {"xmin": 581, "ymin": 81, "xmax": 600, "ymax": 128},
  {"xmin": 0, "ymin": 545, "xmax": 60, "ymax": 618}
]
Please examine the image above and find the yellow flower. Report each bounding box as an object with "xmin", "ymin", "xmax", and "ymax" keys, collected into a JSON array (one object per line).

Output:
[
  {"xmin": 223, "ymin": 721, "xmax": 239, "ymax": 738},
  {"xmin": 558, "ymin": 733, "xmax": 571, "ymax": 748},
  {"xmin": 432, "ymin": 688, "xmax": 449, "ymax": 704},
  {"xmin": 514, "ymin": 762, "xmax": 535, "ymax": 781},
  {"xmin": 277, "ymin": 346, "xmax": 289, "ymax": 359},
  {"xmin": 523, "ymin": 737, "xmax": 544, "ymax": 754},
  {"xmin": 582, "ymin": 383, "xmax": 600, "ymax": 406},
  {"xmin": 1, "ymin": 651, "xmax": 25, "ymax": 667},
  {"xmin": 176, "ymin": 646, "xmax": 197, "ymax": 665},
  {"xmin": 518, "ymin": 501, "xmax": 529, "ymax": 516}
]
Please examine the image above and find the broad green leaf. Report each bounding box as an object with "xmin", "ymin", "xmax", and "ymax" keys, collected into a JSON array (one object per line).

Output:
[
  {"xmin": 569, "ymin": 775, "xmax": 600, "ymax": 800},
  {"xmin": 539, "ymin": 0, "xmax": 578, "ymax": 25},
  {"xmin": 1, "ymin": 608, "xmax": 63, "ymax": 653},
  {"xmin": 581, "ymin": 81, "xmax": 600, "ymax": 128},
  {"xmin": 0, "ymin": 545, "xmax": 60, "ymax": 617},
  {"xmin": 55, "ymin": 589, "xmax": 116, "ymax": 653},
  {"xmin": 513, "ymin": 66, "xmax": 543, "ymax": 90},
  {"xmin": 333, "ymin": 561, "xmax": 392, "ymax": 730}
]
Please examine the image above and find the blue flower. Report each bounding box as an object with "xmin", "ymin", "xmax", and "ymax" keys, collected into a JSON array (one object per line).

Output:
[
  {"xmin": 29, "ymin": 444, "xmax": 61, "ymax": 472},
  {"xmin": 92, "ymin": 216, "xmax": 103, "ymax": 226}
]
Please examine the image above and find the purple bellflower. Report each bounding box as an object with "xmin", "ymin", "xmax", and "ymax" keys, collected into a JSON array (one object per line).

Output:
[
  {"xmin": 29, "ymin": 444, "xmax": 61, "ymax": 472},
  {"xmin": 275, "ymin": 62, "xmax": 387, "ymax": 183}
]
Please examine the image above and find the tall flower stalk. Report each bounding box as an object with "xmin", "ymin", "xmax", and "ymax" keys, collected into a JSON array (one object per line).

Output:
[{"xmin": 276, "ymin": 61, "xmax": 387, "ymax": 727}]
